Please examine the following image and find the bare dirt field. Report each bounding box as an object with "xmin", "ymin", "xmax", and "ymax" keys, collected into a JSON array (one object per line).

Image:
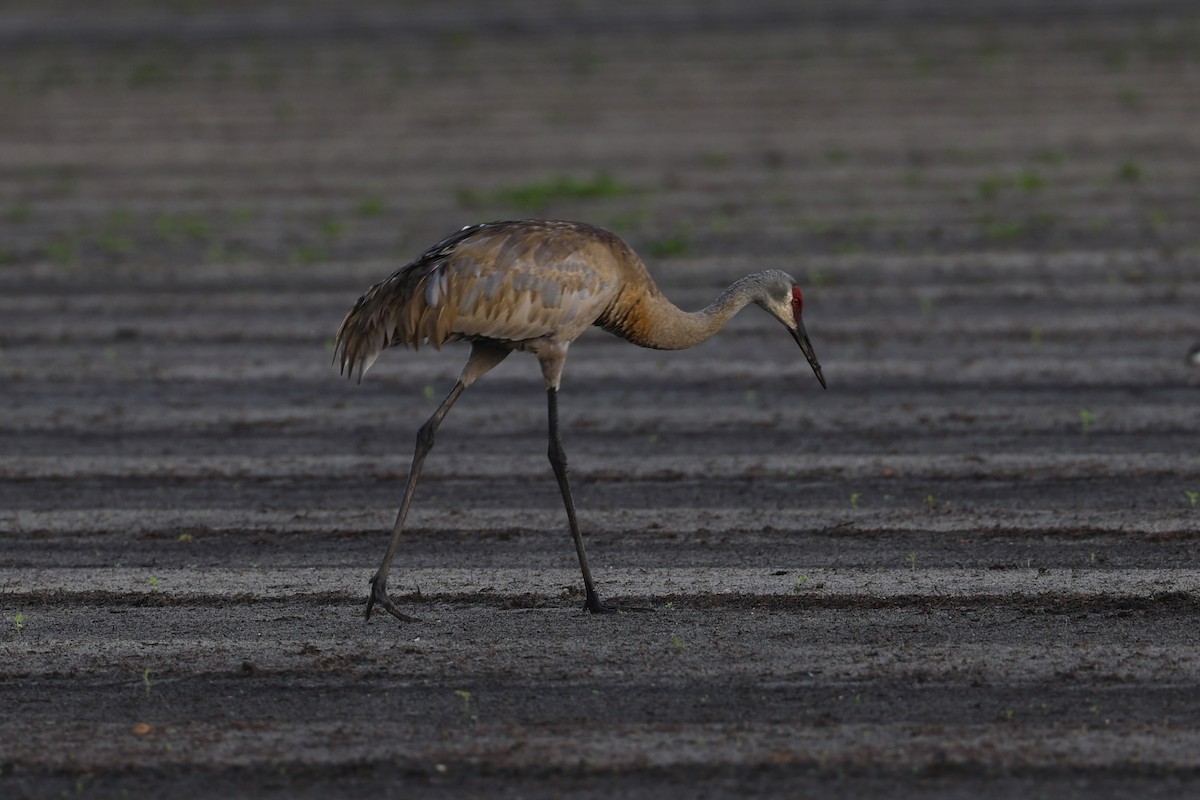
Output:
[{"xmin": 2, "ymin": 2, "xmax": 1200, "ymax": 797}]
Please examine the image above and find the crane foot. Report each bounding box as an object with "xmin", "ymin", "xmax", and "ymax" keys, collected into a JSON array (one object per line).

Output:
[
  {"xmin": 365, "ymin": 573, "xmax": 421, "ymax": 623},
  {"xmin": 583, "ymin": 586, "xmax": 618, "ymax": 615}
]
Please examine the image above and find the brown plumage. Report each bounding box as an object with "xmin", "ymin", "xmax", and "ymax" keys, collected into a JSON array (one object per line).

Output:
[{"xmin": 334, "ymin": 219, "xmax": 826, "ymax": 622}]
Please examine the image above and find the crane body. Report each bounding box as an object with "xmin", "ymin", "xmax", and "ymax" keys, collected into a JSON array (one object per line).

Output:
[{"xmin": 335, "ymin": 219, "xmax": 825, "ymax": 621}]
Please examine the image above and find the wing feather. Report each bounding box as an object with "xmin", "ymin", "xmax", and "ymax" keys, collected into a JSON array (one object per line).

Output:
[{"xmin": 334, "ymin": 220, "xmax": 622, "ymax": 381}]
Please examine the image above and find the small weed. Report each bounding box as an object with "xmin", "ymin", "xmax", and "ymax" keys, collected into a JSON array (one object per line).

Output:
[
  {"xmin": 156, "ymin": 213, "xmax": 210, "ymax": 242},
  {"xmin": 1185, "ymin": 489, "xmax": 1198, "ymax": 509},
  {"xmin": 912, "ymin": 54, "xmax": 938, "ymax": 76},
  {"xmin": 606, "ymin": 209, "xmax": 651, "ymax": 232},
  {"xmin": 1002, "ymin": 707, "xmax": 1015, "ymax": 720},
  {"xmin": 128, "ymin": 57, "xmax": 173, "ymax": 89},
  {"xmin": 1116, "ymin": 160, "xmax": 1142, "ymax": 183},
  {"xmin": 147, "ymin": 576, "xmax": 160, "ymax": 589},
  {"xmin": 99, "ymin": 233, "xmax": 134, "ymax": 255},
  {"xmin": 923, "ymin": 494, "xmax": 937, "ymax": 510},
  {"xmin": 230, "ymin": 206, "xmax": 258, "ymax": 225},
  {"xmin": 1102, "ymin": 49, "xmax": 1130, "ymax": 72},
  {"xmin": 794, "ymin": 575, "xmax": 810, "ymax": 591},
  {"xmin": 493, "ymin": 172, "xmax": 629, "ymax": 213},
  {"xmin": 806, "ymin": 268, "xmax": 837, "ymax": 289},
  {"xmin": 320, "ymin": 218, "xmax": 346, "ymax": 239},
  {"xmin": 1117, "ymin": 88, "xmax": 1143, "ymax": 110},
  {"xmin": 6, "ymin": 203, "xmax": 31, "ymax": 223},
  {"xmin": 1035, "ymin": 148, "xmax": 1065, "ymax": 165},
  {"xmin": 205, "ymin": 244, "xmax": 237, "ymax": 264},
  {"xmin": 907, "ymin": 551, "xmax": 917, "ymax": 570},
  {"xmin": 1030, "ymin": 325, "xmax": 1043, "ymax": 346},
  {"xmin": 825, "ymin": 148, "xmax": 850, "ymax": 165},
  {"xmin": 142, "ymin": 668, "xmax": 154, "ymax": 694},
  {"xmin": 178, "ymin": 533, "xmax": 194, "ymax": 543},
  {"xmin": 977, "ymin": 174, "xmax": 1008, "ymax": 201},
  {"xmin": 985, "ymin": 220, "xmax": 1024, "ymax": 242},
  {"xmin": 289, "ymin": 245, "xmax": 329, "ymax": 265},
  {"xmin": 45, "ymin": 239, "xmax": 78, "ymax": 267},
  {"xmin": 451, "ymin": 690, "xmax": 475, "ymax": 729},
  {"xmin": 14, "ymin": 613, "xmax": 24, "ymax": 635},
  {"xmin": 423, "ymin": 385, "xmax": 436, "ymax": 403},
  {"xmin": 105, "ymin": 208, "xmax": 136, "ymax": 229},
  {"xmin": 850, "ymin": 492, "xmax": 862, "ymax": 510},
  {"xmin": 355, "ymin": 195, "xmax": 386, "ymax": 217},
  {"xmin": 646, "ymin": 234, "xmax": 690, "ymax": 259},
  {"xmin": 670, "ymin": 636, "xmax": 686, "ymax": 654},
  {"xmin": 569, "ymin": 50, "xmax": 601, "ymax": 77},
  {"xmin": 1016, "ymin": 171, "xmax": 1045, "ymax": 192},
  {"xmin": 1079, "ymin": 408, "xmax": 1096, "ymax": 435}
]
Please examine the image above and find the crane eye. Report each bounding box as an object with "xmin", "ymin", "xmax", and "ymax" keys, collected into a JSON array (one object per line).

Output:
[{"xmin": 790, "ymin": 286, "xmax": 804, "ymax": 313}]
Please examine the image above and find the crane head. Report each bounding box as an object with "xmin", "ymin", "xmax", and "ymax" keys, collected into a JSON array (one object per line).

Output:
[
  {"xmin": 787, "ymin": 285, "xmax": 826, "ymax": 389},
  {"xmin": 752, "ymin": 271, "xmax": 826, "ymax": 389}
]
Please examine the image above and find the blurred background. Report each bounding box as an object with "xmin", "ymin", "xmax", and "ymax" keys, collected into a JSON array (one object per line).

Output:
[{"xmin": 3, "ymin": 0, "xmax": 1199, "ymax": 282}]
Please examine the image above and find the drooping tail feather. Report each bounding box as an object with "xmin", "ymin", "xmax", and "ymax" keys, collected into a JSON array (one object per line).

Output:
[
  {"xmin": 333, "ymin": 258, "xmax": 452, "ymax": 382},
  {"xmin": 333, "ymin": 292, "xmax": 385, "ymax": 384}
]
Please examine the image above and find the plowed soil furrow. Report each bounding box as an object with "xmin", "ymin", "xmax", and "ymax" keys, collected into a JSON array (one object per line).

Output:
[{"xmin": 3, "ymin": 2, "xmax": 1200, "ymax": 798}]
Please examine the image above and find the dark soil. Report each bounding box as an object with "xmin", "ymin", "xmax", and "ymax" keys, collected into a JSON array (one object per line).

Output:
[{"xmin": 2, "ymin": 2, "xmax": 1200, "ymax": 797}]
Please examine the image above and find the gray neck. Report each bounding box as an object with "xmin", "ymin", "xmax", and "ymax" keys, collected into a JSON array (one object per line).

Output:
[{"xmin": 624, "ymin": 273, "xmax": 766, "ymax": 351}]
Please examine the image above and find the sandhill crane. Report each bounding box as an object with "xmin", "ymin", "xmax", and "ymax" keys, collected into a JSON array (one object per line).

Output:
[{"xmin": 335, "ymin": 219, "xmax": 826, "ymax": 622}]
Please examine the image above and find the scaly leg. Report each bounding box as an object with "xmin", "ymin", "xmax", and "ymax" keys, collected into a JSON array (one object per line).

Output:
[
  {"xmin": 365, "ymin": 380, "xmax": 467, "ymax": 622},
  {"xmin": 546, "ymin": 387, "xmax": 614, "ymax": 614},
  {"xmin": 366, "ymin": 343, "xmax": 509, "ymax": 623}
]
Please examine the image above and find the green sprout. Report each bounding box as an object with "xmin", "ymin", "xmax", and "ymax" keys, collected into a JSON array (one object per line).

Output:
[
  {"xmin": 646, "ymin": 234, "xmax": 690, "ymax": 259},
  {"xmin": 453, "ymin": 689, "xmax": 478, "ymax": 726},
  {"xmin": 1079, "ymin": 408, "xmax": 1096, "ymax": 435},
  {"xmin": 355, "ymin": 195, "xmax": 386, "ymax": 217},
  {"xmin": 907, "ymin": 551, "xmax": 917, "ymax": 570},
  {"xmin": 492, "ymin": 171, "xmax": 630, "ymax": 213},
  {"xmin": 1116, "ymin": 160, "xmax": 1142, "ymax": 183},
  {"xmin": 1185, "ymin": 489, "xmax": 1198, "ymax": 509},
  {"xmin": 850, "ymin": 492, "xmax": 862, "ymax": 510},
  {"xmin": 14, "ymin": 613, "xmax": 24, "ymax": 635}
]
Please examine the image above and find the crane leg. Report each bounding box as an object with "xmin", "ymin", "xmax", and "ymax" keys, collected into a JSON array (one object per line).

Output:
[
  {"xmin": 546, "ymin": 387, "xmax": 615, "ymax": 614},
  {"xmin": 365, "ymin": 343, "xmax": 510, "ymax": 623},
  {"xmin": 365, "ymin": 380, "xmax": 467, "ymax": 623}
]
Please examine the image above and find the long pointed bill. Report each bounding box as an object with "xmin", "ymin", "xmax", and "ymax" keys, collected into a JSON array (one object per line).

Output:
[{"xmin": 790, "ymin": 321, "xmax": 826, "ymax": 389}]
